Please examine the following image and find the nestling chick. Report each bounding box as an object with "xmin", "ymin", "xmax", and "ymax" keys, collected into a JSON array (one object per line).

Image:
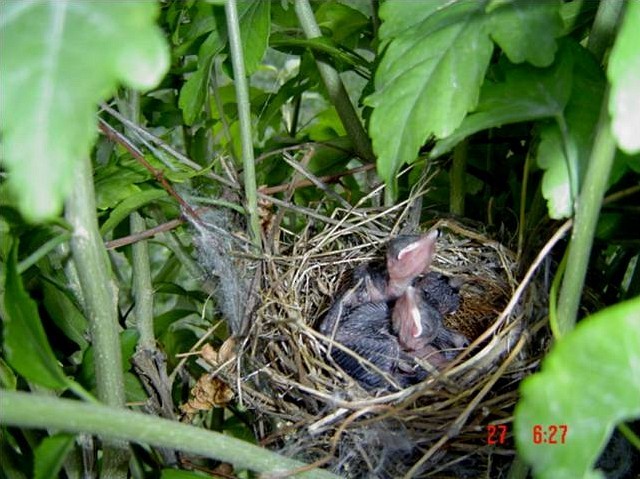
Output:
[
  {"xmin": 327, "ymin": 301, "xmax": 427, "ymax": 390},
  {"xmin": 320, "ymin": 231, "xmax": 440, "ymax": 336}
]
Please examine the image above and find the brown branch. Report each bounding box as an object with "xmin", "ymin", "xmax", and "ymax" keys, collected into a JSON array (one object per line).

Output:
[{"xmin": 260, "ymin": 163, "xmax": 375, "ymax": 195}]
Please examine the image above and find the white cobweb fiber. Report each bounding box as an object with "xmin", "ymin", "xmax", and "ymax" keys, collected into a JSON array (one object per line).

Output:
[{"xmin": 188, "ymin": 208, "xmax": 252, "ymax": 336}]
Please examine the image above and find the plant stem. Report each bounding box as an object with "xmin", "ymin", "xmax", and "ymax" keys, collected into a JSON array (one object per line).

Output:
[
  {"xmin": 556, "ymin": 92, "xmax": 617, "ymax": 333},
  {"xmin": 295, "ymin": 0, "xmax": 375, "ymax": 163},
  {"xmin": 130, "ymin": 212, "xmax": 155, "ymax": 350},
  {"xmin": 65, "ymin": 155, "xmax": 129, "ymax": 475},
  {"xmin": 587, "ymin": 0, "xmax": 625, "ymax": 62},
  {"xmin": 0, "ymin": 391, "xmax": 339, "ymax": 479},
  {"xmin": 224, "ymin": 0, "xmax": 261, "ymax": 250},
  {"xmin": 450, "ymin": 139, "xmax": 467, "ymax": 216}
]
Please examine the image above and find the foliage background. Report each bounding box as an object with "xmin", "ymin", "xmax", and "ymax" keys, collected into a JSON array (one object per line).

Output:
[{"xmin": 0, "ymin": 1, "xmax": 639, "ymax": 478}]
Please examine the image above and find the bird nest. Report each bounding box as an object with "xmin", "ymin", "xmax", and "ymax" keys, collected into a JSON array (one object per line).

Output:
[{"xmin": 209, "ymin": 203, "xmax": 547, "ymax": 477}]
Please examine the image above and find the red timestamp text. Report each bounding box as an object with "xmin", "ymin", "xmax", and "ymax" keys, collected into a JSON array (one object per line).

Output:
[
  {"xmin": 486, "ymin": 424, "xmax": 508, "ymax": 445},
  {"xmin": 533, "ymin": 424, "xmax": 568, "ymax": 444}
]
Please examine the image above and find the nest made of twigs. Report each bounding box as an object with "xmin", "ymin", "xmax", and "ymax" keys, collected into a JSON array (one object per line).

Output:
[{"xmin": 211, "ymin": 198, "xmax": 548, "ymax": 477}]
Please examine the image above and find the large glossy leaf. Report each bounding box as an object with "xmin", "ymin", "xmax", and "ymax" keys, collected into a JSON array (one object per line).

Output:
[
  {"xmin": 432, "ymin": 43, "xmax": 574, "ymax": 158},
  {"xmin": 487, "ymin": 0, "xmax": 562, "ymax": 67},
  {"xmin": 514, "ymin": 297, "xmax": 640, "ymax": 479},
  {"xmin": 365, "ymin": 0, "xmax": 562, "ymax": 190},
  {"xmin": 536, "ymin": 42, "xmax": 605, "ymax": 219},
  {"xmin": 2, "ymin": 245, "xmax": 69, "ymax": 390},
  {"xmin": 0, "ymin": 1, "xmax": 169, "ymax": 222},
  {"xmin": 608, "ymin": 0, "xmax": 640, "ymax": 154}
]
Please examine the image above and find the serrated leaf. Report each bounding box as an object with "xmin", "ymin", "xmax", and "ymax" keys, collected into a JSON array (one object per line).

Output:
[
  {"xmin": 34, "ymin": 434, "xmax": 75, "ymax": 479},
  {"xmin": 432, "ymin": 43, "xmax": 574, "ymax": 158},
  {"xmin": 514, "ymin": 297, "xmax": 640, "ymax": 479},
  {"xmin": 536, "ymin": 41, "xmax": 605, "ymax": 219},
  {"xmin": 366, "ymin": 1, "xmax": 492, "ymax": 185},
  {"xmin": 608, "ymin": 0, "xmax": 640, "ymax": 154},
  {"xmin": 366, "ymin": 0, "xmax": 562, "ymax": 191},
  {"xmin": 488, "ymin": 0, "xmax": 562, "ymax": 67},
  {"xmin": 2, "ymin": 245, "xmax": 69, "ymax": 390},
  {"xmin": 0, "ymin": 1, "xmax": 169, "ymax": 222},
  {"xmin": 99, "ymin": 189, "xmax": 167, "ymax": 236}
]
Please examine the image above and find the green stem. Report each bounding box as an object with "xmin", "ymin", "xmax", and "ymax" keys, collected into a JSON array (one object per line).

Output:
[
  {"xmin": 587, "ymin": 0, "xmax": 625, "ymax": 62},
  {"xmin": 130, "ymin": 212, "xmax": 155, "ymax": 350},
  {"xmin": 64, "ymin": 155, "xmax": 129, "ymax": 475},
  {"xmin": 224, "ymin": 0, "xmax": 261, "ymax": 250},
  {"xmin": 556, "ymin": 92, "xmax": 617, "ymax": 334},
  {"xmin": 295, "ymin": 0, "xmax": 375, "ymax": 163},
  {"xmin": 450, "ymin": 139, "xmax": 467, "ymax": 216},
  {"xmin": 618, "ymin": 422, "xmax": 640, "ymax": 451},
  {"xmin": 123, "ymin": 89, "xmax": 156, "ymax": 351},
  {"xmin": 0, "ymin": 391, "xmax": 339, "ymax": 479},
  {"xmin": 516, "ymin": 149, "xmax": 531, "ymax": 261}
]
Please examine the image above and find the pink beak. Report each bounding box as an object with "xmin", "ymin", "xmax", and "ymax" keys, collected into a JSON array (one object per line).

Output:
[{"xmin": 386, "ymin": 229, "xmax": 438, "ymax": 297}]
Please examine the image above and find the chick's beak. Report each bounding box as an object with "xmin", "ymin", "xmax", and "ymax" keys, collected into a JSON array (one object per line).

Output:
[
  {"xmin": 392, "ymin": 287, "xmax": 423, "ymax": 348},
  {"xmin": 387, "ymin": 230, "xmax": 439, "ymax": 296}
]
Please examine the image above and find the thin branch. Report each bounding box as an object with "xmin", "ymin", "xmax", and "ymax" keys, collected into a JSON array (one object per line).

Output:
[
  {"xmin": 295, "ymin": 0, "xmax": 375, "ymax": 163},
  {"xmin": 225, "ymin": 0, "xmax": 262, "ymax": 249},
  {"xmin": 557, "ymin": 91, "xmax": 617, "ymax": 333}
]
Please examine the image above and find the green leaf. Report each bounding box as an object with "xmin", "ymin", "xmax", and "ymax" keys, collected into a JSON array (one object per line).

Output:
[
  {"xmin": 124, "ymin": 372, "xmax": 148, "ymax": 404},
  {"xmin": 42, "ymin": 281, "xmax": 89, "ymax": 351},
  {"xmin": 315, "ymin": 0, "xmax": 370, "ymax": 48},
  {"xmin": 536, "ymin": 41, "xmax": 605, "ymax": 219},
  {"xmin": 0, "ymin": 1, "xmax": 169, "ymax": 222},
  {"xmin": 34, "ymin": 434, "xmax": 75, "ymax": 479},
  {"xmin": 366, "ymin": 0, "xmax": 562, "ymax": 190},
  {"xmin": 99, "ymin": 189, "xmax": 167, "ymax": 236},
  {"xmin": 488, "ymin": 0, "xmax": 562, "ymax": 67},
  {"xmin": 179, "ymin": 27, "xmax": 225, "ymax": 126},
  {"xmin": 366, "ymin": 1, "xmax": 492, "ymax": 185},
  {"xmin": 2, "ymin": 244, "xmax": 69, "ymax": 390},
  {"xmin": 234, "ymin": 0, "xmax": 270, "ymax": 75},
  {"xmin": 0, "ymin": 357, "xmax": 18, "ymax": 390},
  {"xmin": 432, "ymin": 43, "xmax": 574, "ymax": 158},
  {"xmin": 514, "ymin": 296, "xmax": 640, "ymax": 479},
  {"xmin": 180, "ymin": 58, "xmax": 214, "ymax": 126},
  {"xmin": 608, "ymin": 0, "xmax": 640, "ymax": 154},
  {"xmin": 214, "ymin": 0, "xmax": 270, "ymax": 75},
  {"xmin": 161, "ymin": 470, "xmax": 210, "ymax": 479},
  {"xmin": 94, "ymin": 156, "xmax": 151, "ymax": 210},
  {"xmin": 80, "ymin": 329, "xmax": 139, "ymax": 391}
]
